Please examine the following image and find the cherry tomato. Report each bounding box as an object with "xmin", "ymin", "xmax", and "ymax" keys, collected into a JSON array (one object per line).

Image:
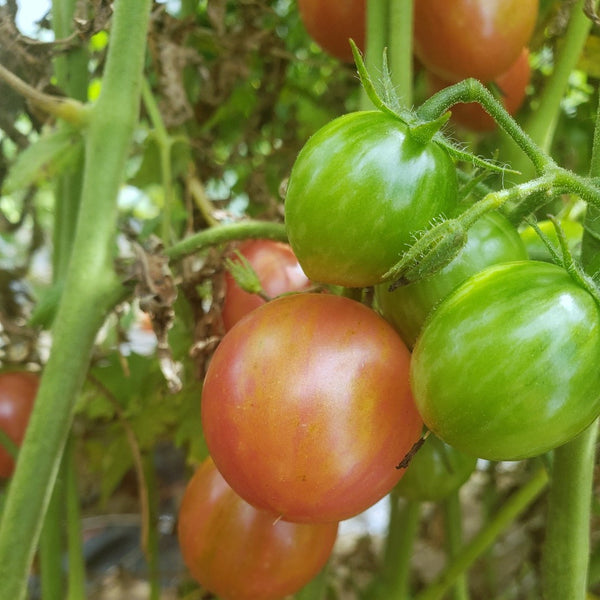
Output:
[
  {"xmin": 411, "ymin": 261, "xmax": 600, "ymax": 461},
  {"xmin": 394, "ymin": 434, "xmax": 477, "ymax": 502},
  {"xmin": 375, "ymin": 212, "xmax": 528, "ymax": 348},
  {"xmin": 285, "ymin": 111, "xmax": 458, "ymax": 287},
  {"xmin": 297, "ymin": 0, "xmax": 365, "ymax": 63},
  {"xmin": 178, "ymin": 457, "xmax": 338, "ymax": 600},
  {"xmin": 202, "ymin": 293, "xmax": 423, "ymax": 523},
  {"xmin": 222, "ymin": 239, "xmax": 311, "ymax": 331},
  {"xmin": 414, "ymin": 0, "xmax": 538, "ymax": 82},
  {"xmin": 427, "ymin": 48, "xmax": 531, "ymax": 132},
  {"xmin": 0, "ymin": 371, "xmax": 39, "ymax": 478}
]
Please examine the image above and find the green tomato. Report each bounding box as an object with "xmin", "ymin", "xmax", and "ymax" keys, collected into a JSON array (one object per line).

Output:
[
  {"xmin": 394, "ymin": 434, "xmax": 476, "ymax": 502},
  {"xmin": 285, "ymin": 111, "xmax": 458, "ymax": 287},
  {"xmin": 519, "ymin": 218, "xmax": 583, "ymax": 262},
  {"xmin": 411, "ymin": 261, "xmax": 600, "ymax": 461},
  {"xmin": 376, "ymin": 211, "xmax": 528, "ymax": 347}
]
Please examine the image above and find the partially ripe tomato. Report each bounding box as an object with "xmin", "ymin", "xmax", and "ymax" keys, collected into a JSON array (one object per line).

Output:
[
  {"xmin": 0, "ymin": 371, "xmax": 39, "ymax": 478},
  {"xmin": 202, "ymin": 293, "xmax": 423, "ymax": 523},
  {"xmin": 428, "ymin": 48, "xmax": 531, "ymax": 132},
  {"xmin": 178, "ymin": 457, "xmax": 338, "ymax": 600},
  {"xmin": 222, "ymin": 239, "xmax": 311, "ymax": 331},
  {"xmin": 414, "ymin": 0, "xmax": 538, "ymax": 82},
  {"xmin": 297, "ymin": 0, "xmax": 365, "ymax": 63}
]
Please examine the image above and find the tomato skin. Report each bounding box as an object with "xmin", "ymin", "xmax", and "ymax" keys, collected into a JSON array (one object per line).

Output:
[
  {"xmin": 411, "ymin": 261, "xmax": 600, "ymax": 461},
  {"xmin": 202, "ymin": 293, "xmax": 423, "ymax": 523},
  {"xmin": 222, "ymin": 239, "xmax": 311, "ymax": 331},
  {"xmin": 178, "ymin": 457, "xmax": 338, "ymax": 600},
  {"xmin": 394, "ymin": 434, "xmax": 476, "ymax": 502},
  {"xmin": 298, "ymin": 0, "xmax": 365, "ymax": 63},
  {"xmin": 428, "ymin": 48, "xmax": 531, "ymax": 132},
  {"xmin": 0, "ymin": 371, "xmax": 39, "ymax": 478},
  {"xmin": 375, "ymin": 212, "xmax": 528, "ymax": 348},
  {"xmin": 414, "ymin": 0, "xmax": 538, "ymax": 82},
  {"xmin": 285, "ymin": 111, "xmax": 458, "ymax": 287}
]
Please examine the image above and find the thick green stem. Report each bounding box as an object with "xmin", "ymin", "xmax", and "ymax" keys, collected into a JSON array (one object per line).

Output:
[
  {"xmin": 414, "ymin": 467, "xmax": 548, "ymax": 600},
  {"xmin": 66, "ymin": 437, "xmax": 86, "ymax": 600},
  {"xmin": 0, "ymin": 3, "xmax": 152, "ymax": 598},
  {"xmin": 39, "ymin": 460, "xmax": 66, "ymax": 600},
  {"xmin": 542, "ymin": 425, "xmax": 598, "ymax": 600},
  {"xmin": 387, "ymin": 0, "xmax": 413, "ymax": 108},
  {"xmin": 360, "ymin": 0, "xmax": 389, "ymax": 110},
  {"xmin": 442, "ymin": 492, "xmax": 469, "ymax": 600},
  {"xmin": 381, "ymin": 497, "xmax": 421, "ymax": 598},
  {"xmin": 167, "ymin": 220, "xmax": 288, "ymax": 261}
]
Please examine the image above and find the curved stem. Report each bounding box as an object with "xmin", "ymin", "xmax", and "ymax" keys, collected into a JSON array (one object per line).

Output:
[
  {"xmin": 414, "ymin": 467, "xmax": 548, "ymax": 600},
  {"xmin": 0, "ymin": 2, "xmax": 153, "ymax": 598},
  {"xmin": 166, "ymin": 220, "xmax": 288, "ymax": 261},
  {"xmin": 417, "ymin": 79, "xmax": 552, "ymax": 174}
]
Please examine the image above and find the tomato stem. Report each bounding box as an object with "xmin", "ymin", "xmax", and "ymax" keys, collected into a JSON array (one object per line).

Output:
[
  {"xmin": 387, "ymin": 0, "xmax": 414, "ymax": 108},
  {"xmin": 442, "ymin": 491, "xmax": 470, "ymax": 600},
  {"xmin": 360, "ymin": 0, "xmax": 389, "ymax": 110},
  {"xmin": 415, "ymin": 467, "xmax": 548, "ymax": 600}
]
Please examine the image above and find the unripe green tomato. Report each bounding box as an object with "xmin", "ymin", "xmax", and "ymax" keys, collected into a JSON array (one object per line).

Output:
[
  {"xmin": 375, "ymin": 212, "xmax": 527, "ymax": 348},
  {"xmin": 285, "ymin": 111, "xmax": 458, "ymax": 287},
  {"xmin": 519, "ymin": 218, "xmax": 583, "ymax": 262},
  {"xmin": 395, "ymin": 434, "xmax": 477, "ymax": 502}
]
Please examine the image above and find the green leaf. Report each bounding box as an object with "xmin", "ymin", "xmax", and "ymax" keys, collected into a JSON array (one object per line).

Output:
[{"xmin": 2, "ymin": 124, "xmax": 83, "ymax": 194}]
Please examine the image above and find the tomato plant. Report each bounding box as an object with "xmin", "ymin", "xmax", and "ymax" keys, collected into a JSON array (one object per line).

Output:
[
  {"xmin": 222, "ymin": 239, "xmax": 311, "ymax": 331},
  {"xmin": 201, "ymin": 292, "xmax": 422, "ymax": 523},
  {"xmin": 297, "ymin": 0, "xmax": 365, "ymax": 63},
  {"xmin": 520, "ymin": 218, "xmax": 583, "ymax": 262},
  {"xmin": 0, "ymin": 372, "xmax": 39, "ymax": 479},
  {"xmin": 413, "ymin": 0, "xmax": 538, "ymax": 82},
  {"xmin": 178, "ymin": 457, "xmax": 338, "ymax": 600},
  {"xmin": 285, "ymin": 110, "xmax": 458, "ymax": 287},
  {"xmin": 394, "ymin": 434, "xmax": 477, "ymax": 502},
  {"xmin": 411, "ymin": 261, "xmax": 600, "ymax": 461},
  {"xmin": 427, "ymin": 48, "xmax": 531, "ymax": 132},
  {"xmin": 375, "ymin": 211, "xmax": 528, "ymax": 348}
]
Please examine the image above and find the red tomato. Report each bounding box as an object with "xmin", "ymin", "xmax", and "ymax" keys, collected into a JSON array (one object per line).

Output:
[
  {"xmin": 297, "ymin": 0, "xmax": 365, "ymax": 63},
  {"xmin": 178, "ymin": 457, "xmax": 338, "ymax": 600},
  {"xmin": 202, "ymin": 293, "xmax": 423, "ymax": 523},
  {"xmin": 0, "ymin": 371, "xmax": 39, "ymax": 478},
  {"xmin": 428, "ymin": 48, "xmax": 531, "ymax": 132},
  {"xmin": 222, "ymin": 239, "xmax": 311, "ymax": 331},
  {"xmin": 414, "ymin": 0, "xmax": 538, "ymax": 82}
]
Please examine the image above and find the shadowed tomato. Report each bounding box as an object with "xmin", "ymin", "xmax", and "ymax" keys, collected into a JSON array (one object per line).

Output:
[
  {"xmin": 0, "ymin": 371, "xmax": 39, "ymax": 478},
  {"xmin": 178, "ymin": 457, "xmax": 338, "ymax": 600},
  {"xmin": 222, "ymin": 239, "xmax": 311, "ymax": 331},
  {"xmin": 414, "ymin": 0, "xmax": 538, "ymax": 82},
  {"xmin": 202, "ymin": 293, "xmax": 423, "ymax": 523},
  {"xmin": 428, "ymin": 48, "xmax": 531, "ymax": 132},
  {"xmin": 298, "ymin": 0, "xmax": 365, "ymax": 63}
]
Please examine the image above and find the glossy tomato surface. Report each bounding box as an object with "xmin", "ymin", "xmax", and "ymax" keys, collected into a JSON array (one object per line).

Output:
[
  {"xmin": 285, "ymin": 111, "xmax": 458, "ymax": 287},
  {"xmin": 202, "ymin": 293, "xmax": 423, "ymax": 523},
  {"xmin": 394, "ymin": 434, "xmax": 476, "ymax": 502},
  {"xmin": 428, "ymin": 48, "xmax": 531, "ymax": 132},
  {"xmin": 414, "ymin": 0, "xmax": 538, "ymax": 82},
  {"xmin": 411, "ymin": 261, "xmax": 600, "ymax": 461},
  {"xmin": 376, "ymin": 212, "xmax": 527, "ymax": 348},
  {"xmin": 0, "ymin": 371, "xmax": 39, "ymax": 478},
  {"xmin": 222, "ymin": 239, "xmax": 311, "ymax": 331},
  {"xmin": 178, "ymin": 457, "xmax": 338, "ymax": 600},
  {"xmin": 298, "ymin": 0, "xmax": 365, "ymax": 63}
]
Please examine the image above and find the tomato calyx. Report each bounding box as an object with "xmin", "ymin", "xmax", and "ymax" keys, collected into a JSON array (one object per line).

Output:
[
  {"xmin": 349, "ymin": 40, "xmax": 517, "ymax": 177},
  {"xmin": 224, "ymin": 250, "xmax": 271, "ymax": 302}
]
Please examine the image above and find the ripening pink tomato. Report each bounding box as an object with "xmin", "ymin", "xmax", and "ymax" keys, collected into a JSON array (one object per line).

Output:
[
  {"xmin": 222, "ymin": 239, "xmax": 311, "ymax": 331},
  {"xmin": 178, "ymin": 457, "xmax": 338, "ymax": 600},
  {"xmin": 201, "ymin": 293, "xmax": 423, "ymax": 523}
]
